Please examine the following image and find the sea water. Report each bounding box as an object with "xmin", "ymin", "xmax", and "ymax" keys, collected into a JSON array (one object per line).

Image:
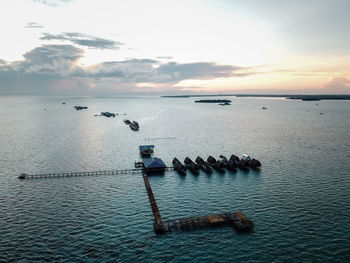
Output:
[{"xmin": 0, "ymin": 96, "xmax": 349, "ymax": 262}]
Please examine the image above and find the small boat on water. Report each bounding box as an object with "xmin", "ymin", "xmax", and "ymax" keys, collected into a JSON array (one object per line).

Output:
[
  {"xmin": 129, "ymin": 123, "xmax": 139, "ymax": 131},
  {"xmin": 101, "ymin": 112, "xmax": 116, "ymax": 117},
  {"xmin": 139, "ymin": 145, "xmax": 154, "ymax": 156},
  {"xmin": 172, "ymin": 158, "xmax": 186, "ymax": 174},
  {"xmin": 129, "ymin": 120, "xmax": 139, "ymax": 131},
  {"xmin": 74, "ymin": 106, "xmax": 88, "ymax": 110},
  {"xmin": 124, "ymin": 119, "xmax": 131, "ymax": 124}
]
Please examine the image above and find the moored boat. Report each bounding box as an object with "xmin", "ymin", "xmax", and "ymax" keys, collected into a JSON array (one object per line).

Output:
[
  {"xmin": 74, "ymin": 106, "xmax": 88, "ymax": 110},
  {"xmin": 129, "ymin": 120, "xmax": 139, "ymax": 131},
  {"xmin": 129, "ymin": 123, "xmax": 139, "ymax": 131},
  {"xmin": 139, "ymin": 145, "xmax": 154, "ymax": 156},
  {"xmin": 101, "ymin": 112, "xmax": 116, "ymax": 117}
]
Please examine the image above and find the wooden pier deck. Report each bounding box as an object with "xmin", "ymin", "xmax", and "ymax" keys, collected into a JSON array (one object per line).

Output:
[
  {"xmin": 142, "ymin": 171, "xmax": 254, "ymax": 233},
  {"xmin": 18, "ymin": 168, "xmax": 143, "ymax": 179},
  {"xmin": 18, "ymin": 167, "xmax": 174, "ymax": 180},
  {"xmin": 142, "ymin": 171, "xmax": 167, "ymax": 233},
  {"xmin": 19, "ymin": 166, "xmax": 254, "ymax": 234}
]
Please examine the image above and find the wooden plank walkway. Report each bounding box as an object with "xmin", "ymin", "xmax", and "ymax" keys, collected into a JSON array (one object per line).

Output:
[
  {"xmin": 18, "ymin": 168, "xmax": 144, "ymax": 179},
  {"xmin": 19, "ymin": 165, "xmax": 254, "ymax": 234},
  {"xmin": 141, "ymin": 170, "xmax": 254, "ymax": 234},
  {"xmin": 19, "ymin": 167, "xmax": 174, "ymax": 180},
  {"xmin": 142, "ymin": 171, "xmax": 167, "ymax": 233}
]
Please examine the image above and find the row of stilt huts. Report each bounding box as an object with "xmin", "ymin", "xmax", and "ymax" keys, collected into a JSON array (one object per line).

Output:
[{"xmin": 173, "ymin": 154, "xmax": 261, "ymax": 174}]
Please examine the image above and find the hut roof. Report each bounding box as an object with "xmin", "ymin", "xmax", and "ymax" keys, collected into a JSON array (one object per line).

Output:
[{"xmin": 143, "ymin": 157, "xmax": 166, "ymax": 169}]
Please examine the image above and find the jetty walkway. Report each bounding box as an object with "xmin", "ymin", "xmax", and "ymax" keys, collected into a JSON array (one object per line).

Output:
[
  {"xmin": 18, "ymin": 167, "xmax": 253, "ymax": 234},
  {"xmin": 141, "ymin": 170, "xmax": 254, "ymax": 233},
  {"xmin": 18, "ymin": 167, "xmax": 174, "ymax": 180}
]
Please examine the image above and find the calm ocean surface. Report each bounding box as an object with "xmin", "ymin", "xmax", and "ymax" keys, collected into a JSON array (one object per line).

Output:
[{"xmin": 0, "ymin": 96, "xmax": 349, "ymax": 262}]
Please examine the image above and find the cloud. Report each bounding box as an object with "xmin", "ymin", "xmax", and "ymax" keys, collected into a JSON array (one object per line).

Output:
[
  {"xmin": 324, "ymin": 77, "xmax": 350, "ymax": 92},
  {"xmin": 20, "ymin": 44, "xmax": 84, "ymax": 75},
  {"xmin": 0, "ymin": 44, "xmax": 253, "ymax": 95},
  {"xmin": 40, "ymin": 32, "xmax": 123, "ymax": 50},
  {"xmin": 157, "ymin": 62, "xmax": 246, "ymax": 81},
  {"xmin": 25, "ymin": 22, "xmax": 44, "ymax": 28},
  {"xmin": 156, "ymin": 56, "xmax": 173, "ymax": 60},
  {"xmin": 33, "ymin": 0, "xmax": 72, "ymax": 7}
]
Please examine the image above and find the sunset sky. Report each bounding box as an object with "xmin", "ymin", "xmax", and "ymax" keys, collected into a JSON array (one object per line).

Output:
[{"xmin": 0, "ymin": 0, "xmax": 349, "ymax": 95}]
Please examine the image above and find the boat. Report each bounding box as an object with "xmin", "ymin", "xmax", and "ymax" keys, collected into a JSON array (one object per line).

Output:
[
  {"xmin": 132, "ymin": 121, "xmax": 139, "ymax": 126},
  {"xmin": 74, "ymin": 106, "xmax": 88, "ymax": 110},
  {"xmin": 124, "ymin": 119, "xmax": 131, "ymax": 124},
  {"xmin": 129, "ymin": 123, "xmax": 139, "ymax": 131},
  {"xmin": 101, "ymin": 112, "xmax": 116, "ymax": 117},
  {"xmin": 139, "ymin": 145, "xmax": 154, "ymax": 156},
  {"xmin": 172, "ymin": 158, "xmax": 186, "ymax": 174}
]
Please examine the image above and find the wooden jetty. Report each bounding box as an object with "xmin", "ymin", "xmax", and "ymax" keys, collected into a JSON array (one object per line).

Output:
[
  {"xmin": 18, "ymin": 168, "xmax": 143, "ymax": 179},
  {"xmin": 18, "ymin": 167, "xmax": 174, "ymax": 180},
  {"xmin": 142, "ymin": 171, "xmax": 167, "ymax": 233},
  {"xmin": 142, "ymin": 170, "xmax": 254, "ymax": 234},
  {"xmin": 19, "ymin": 163, "xmax": 254, "ymax": 235}
]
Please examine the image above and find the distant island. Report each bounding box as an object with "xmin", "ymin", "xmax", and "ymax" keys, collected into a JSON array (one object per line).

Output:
[
  {"xmin": 195, "ymin": 99, "xmax": 232, "ymax": 103},
  {"xmin": 161, "ymin": 94, "xmax": 350, "ymax": 100}
]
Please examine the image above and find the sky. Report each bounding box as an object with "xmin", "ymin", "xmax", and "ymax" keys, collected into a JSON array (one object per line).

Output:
[{"xmin": 0, "ymin": 0, "xmax": 349, "ymax": 95}]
